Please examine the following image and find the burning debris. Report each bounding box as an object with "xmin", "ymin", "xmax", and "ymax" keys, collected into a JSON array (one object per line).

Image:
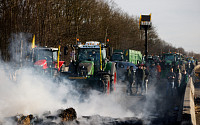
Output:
[
  {"xmin": 15, "ymin": 114, "xmax": 33, "ymax": 125},
  {"xmin": 57, "ymin": 108, "xmax": 77, "ymax": 121},
  {"xmin": 6, "ymin": 108, "xmax": 77, "ymax": 125}
]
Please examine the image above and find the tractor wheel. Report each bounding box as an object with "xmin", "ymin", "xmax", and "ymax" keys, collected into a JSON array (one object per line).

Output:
[
  {"xmin": 102, "ymin": 75, "xmax": 110, "ymax": 94},
  {"xmin": 110, "ymin": 63, "xmax": 117, "ymax": 92}
]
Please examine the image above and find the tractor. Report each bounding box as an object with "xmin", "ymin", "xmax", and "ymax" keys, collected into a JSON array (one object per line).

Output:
[
  {"xmin": 62, "ymin": 41, "xmax": 117, "ymax": 94},
  {"xmin": 32, "ymin": 46, "xmax": 65, "ymax": 78}
]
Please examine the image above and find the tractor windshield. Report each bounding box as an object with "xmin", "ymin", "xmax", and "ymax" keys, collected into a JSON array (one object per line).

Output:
[
  {"xmin": 165, "ymin": 54, "xmax": 174, "ymax": 61},
  {"xmin": 78, "ymin": 49, "xmax": 100, "ymax": 61},
  {"xmin": 35, "ymin": 50, "xmax": 54, "ymax": 62},
  {"xmin": 112, "ymin": 53, "xmax": 123, "ymax": 61}
]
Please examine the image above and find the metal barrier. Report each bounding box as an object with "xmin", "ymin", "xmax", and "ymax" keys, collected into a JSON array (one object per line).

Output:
[{"xmin": 178, "ymin": 69, "xmax": 197, "ymax": 125}]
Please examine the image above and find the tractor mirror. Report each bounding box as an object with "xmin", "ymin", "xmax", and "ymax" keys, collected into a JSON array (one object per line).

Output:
[{"xmin": 64, "ymin": 46, "xmax": 68, "ymax": 55}]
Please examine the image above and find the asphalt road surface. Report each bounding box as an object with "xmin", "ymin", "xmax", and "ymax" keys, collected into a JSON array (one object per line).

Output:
[{"xmin": 75, "ymin": 78, "xmax": 182, "ymax": 125}]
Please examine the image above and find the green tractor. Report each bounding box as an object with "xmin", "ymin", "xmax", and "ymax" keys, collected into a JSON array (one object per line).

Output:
[
  {"xmin": 162, "ymin": 53, "xmax": 176, "ymax": 68},
  {"xmin": 174, "ymin": 53, "xmax": 186, "ymax": 72},
  {"xmin": 63, "ymin": 41, "xmax": 117, "ymax": 94},
  {"xmin": 161, "ymin": 53, "xmax": 176, "ymax": 77}
]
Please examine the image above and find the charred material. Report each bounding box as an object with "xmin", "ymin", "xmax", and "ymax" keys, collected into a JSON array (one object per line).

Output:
[
  {"xmin": 15, "ymin": 114, "xmax": 33, "ymax": 125},
  {"xmin": 8, "ymin": 108, "xmax": 77, "ymax": 125},
  {"xmin": 57, "ymin": 108, "xmax": 77, "ymax": 121}
]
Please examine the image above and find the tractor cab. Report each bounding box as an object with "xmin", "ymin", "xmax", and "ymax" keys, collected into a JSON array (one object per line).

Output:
[
  {"xmin": 164, "ymin": 53, "xmax": 176, "ymax": 64},
  {"xmin": 63, "ymin": 41, "xmax": 117, "ymax": 94},
  {"xmin": 33, "ymin": 47, "xmax": 64, "ymax": 74},
  {"xmin": 75, "ymin": 41, "xmax": 107, "ymax": 75}
]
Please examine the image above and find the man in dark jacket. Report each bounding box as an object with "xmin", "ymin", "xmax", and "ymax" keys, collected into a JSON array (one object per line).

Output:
[
  {"xmin": 179, "ymin": 70, "xmax": 189, "ymax": 96},
  {"xmin": 126, "ymin": 66, "xmax": 135, "ymax": 95},
  {"xmin": 149, "ymin": 63, "xmax": 157, "ymax": 84},
  {"xmin": 166, "ymin": 67, "xmax": 176, "ymax": 96},
  {"xmin": 136, "ymin": 65, "xmax": 145, "ymax": 94},
  {"xmin": 175, "ymin": 65, "xmax": 182, "ymax": 89}
]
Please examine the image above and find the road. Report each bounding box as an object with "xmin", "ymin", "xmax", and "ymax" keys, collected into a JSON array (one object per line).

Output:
[
  {"xmin": 74, "ymin": 78, "xmax": 182, "ymax": 125},
  {"xmin": 0, "ymin": 67, "xmax": 188, "ymax": 125}
]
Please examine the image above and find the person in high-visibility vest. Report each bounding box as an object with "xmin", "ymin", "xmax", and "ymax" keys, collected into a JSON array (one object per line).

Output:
[{"xmin": 156, "ymin": 63, "xmax": 161, "ymax": 80}]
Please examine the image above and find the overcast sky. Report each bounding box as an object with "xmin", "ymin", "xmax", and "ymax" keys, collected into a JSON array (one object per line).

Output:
[{"xmin": 112, "ymin": 0, "xmax": 200, "ymax": 53}]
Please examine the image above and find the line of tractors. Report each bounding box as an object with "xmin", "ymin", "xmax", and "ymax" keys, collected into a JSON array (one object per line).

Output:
[
  {"xmin": 147, "ymin": 52, "xmax": 198, "ymax": 77},
  {"xmin": 30, "ymin": 40, "xmax": 117, "ymax": 94},
  {"xmin": 29, "ymin": 36, "xmax": 198, "ymax": 94}
]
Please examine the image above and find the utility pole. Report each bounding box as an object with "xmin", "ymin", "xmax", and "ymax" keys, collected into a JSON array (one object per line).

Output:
[
  {"xmin": 145, "ymin": 27, "xmax": 148, "ymax": 59},
  {"xmin": 139, "ymin": 14, "xmax": 152, "ymax": 61}
]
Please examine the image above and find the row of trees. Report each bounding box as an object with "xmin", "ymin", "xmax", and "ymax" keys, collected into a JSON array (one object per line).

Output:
[{"xmin": 0, "ymin": 0, "xmax": 199, "ymax": 62}]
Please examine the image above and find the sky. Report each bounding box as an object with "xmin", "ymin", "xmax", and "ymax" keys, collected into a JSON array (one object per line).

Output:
[{"xmin": 112, "ymin": 0, "xmax": 200, "ymax": 53}]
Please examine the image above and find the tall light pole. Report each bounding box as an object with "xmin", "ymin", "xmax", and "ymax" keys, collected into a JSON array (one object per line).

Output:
[{"xmin": 139, "ymin": 14, "xmax": 152, "ymax": 61}]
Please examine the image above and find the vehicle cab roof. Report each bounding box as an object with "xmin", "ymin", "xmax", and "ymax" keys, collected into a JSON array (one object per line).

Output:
[
  {"xmin": 79, "ymin": 41, "xmax": 100, "ymax": 49},
  {"xmin": 34, "ymin": 47, "xmax": 58, "ymax": 51}
]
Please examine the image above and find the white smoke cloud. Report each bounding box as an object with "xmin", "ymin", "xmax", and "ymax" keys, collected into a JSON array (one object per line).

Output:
[
  {"xmin": 0, "ymin": 63, "xmax": 135, "ymax": 123},
  {"xmin": 0, "ymin": 33, "xmax": 167, "ymax": 125},
  {"xmin": 0, "ymin": 33, "xmax": 136, "ymax": 124}
]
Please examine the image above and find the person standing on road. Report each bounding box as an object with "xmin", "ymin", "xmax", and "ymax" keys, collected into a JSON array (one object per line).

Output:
[
  {"xmin": 186, "ymin": 62, "xmax": 191, "ymax": 74},
  {"xmin": 149, "ymin": 63, "xmax": 157, "ymax": 84},
  {"xmin": 175, "ymin": 65, "xmax": 182, "ymax": 89},
  {"xmin": 125, "ymin": 66, "xmax": 130, "ymax": 81},
  {"xmin": 143, "ymin": 64, "xmax": 149, "ymax": 94},
  {"xmin": 127, "ymin": 66, "xmax": 135, "ymax": 95},
  {"xmin": 179, "ymin": 70, "xmax": 189, "ymax": 97},
  {"xmin": 156, "ymin": 63, "xmax": 161, "ymax": 80},
  {"xmin": 136, "ymin": 65, "xmax": 145, "ymax": 95},
  {"xmin": 166, "ymin": 67, "xmax": 176, "ymax": 96},
  {"xmin": 196, "ymin": 59, "xmax": 198, "ymax": 66},
  {"xmin": 125, "ymin": 66, "xmax": 130, "ymax": 93}
]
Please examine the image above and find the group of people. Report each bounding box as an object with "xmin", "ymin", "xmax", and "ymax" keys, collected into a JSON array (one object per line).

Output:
[
  {"xmin": 125, "ymin": 62, "xmax": 190, "ymax": 96},
  {"xmin": 125, "ymin": 63, "xmax": 160, "ymax": 95},
  {"xmin": 166, "ymin": 65, "xmax": 189, "ymax": 97}
]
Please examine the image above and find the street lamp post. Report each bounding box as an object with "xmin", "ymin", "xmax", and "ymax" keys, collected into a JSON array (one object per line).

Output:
[{"xmin": 139, "ymin": 14, "xmax": 152, "ymax": 61}]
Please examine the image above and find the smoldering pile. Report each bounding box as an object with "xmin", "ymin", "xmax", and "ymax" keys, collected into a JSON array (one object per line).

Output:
[{"xmin": 2, "ymin": 108, "xmax": 77, "ymax": 125}]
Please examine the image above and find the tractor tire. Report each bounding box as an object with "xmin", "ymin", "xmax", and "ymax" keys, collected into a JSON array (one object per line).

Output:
[
  {"xmin": 110, "ymin": 63, "xmax": 117, "ymax": 92},
  {"xmin": 101, "ymin": 75, "xmax": 111, "ymax": 94}
]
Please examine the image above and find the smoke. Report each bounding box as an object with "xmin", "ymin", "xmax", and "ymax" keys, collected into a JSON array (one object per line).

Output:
[
  {"xmin": 0, "ymin": 33, "xmax": 136, "ymax": 124},
  {"xmin": 0, "ymin": 63, "xmax": 135, "ymax": 123},
  {"xmin": 0, "ymin": 33, "xmax": 169, "ymax": 125},
  {"xmin": 0, "ymin": 67, "xmax": 65, "ymax": 117},
  {"xmin": 9, "ymin": 33, "xmax": 32, "ymax": 64}
]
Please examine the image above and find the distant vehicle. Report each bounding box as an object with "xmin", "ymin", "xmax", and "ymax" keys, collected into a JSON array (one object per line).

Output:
[
  {"xmin": 147, "ymin": 55, "xmax": 155, "ymax": 64},
  {"xmin": 111, "ymin": 49, "xmax": 142, "ymax": 65},
  {"xmin": 162, "ymin": 53, "xmax": 176, "ymax": 68},
  {"xmin": 115, "ymin": 61, "xmax": 137, "ymax": 82},
  {"xmin": 186, "ymin": 57, "xmax": 195, "ymax": 64},
  {"xmin": 32, "ymin": 47, "xmax": 65, "ymax": 77}
]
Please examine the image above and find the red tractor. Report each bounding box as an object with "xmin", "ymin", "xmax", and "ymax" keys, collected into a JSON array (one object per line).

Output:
[{"xmin": 32, "ymin": 47, "xmax": 65, "ymax": 78}]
